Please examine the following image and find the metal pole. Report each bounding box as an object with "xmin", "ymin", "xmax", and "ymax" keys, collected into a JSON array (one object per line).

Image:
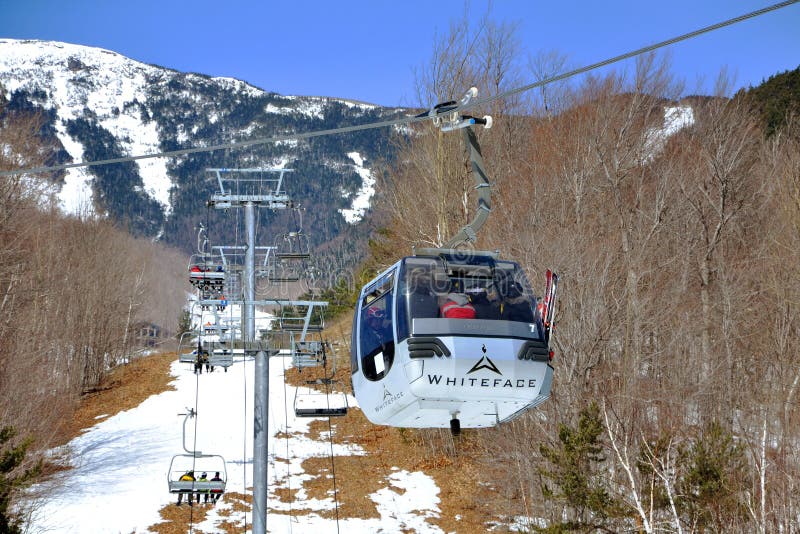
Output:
[
  {"xmin": 245, "ymin": 202, "xmax": 256, "ymax": 342},
  {"xmin": 246, "ymin": 202, "xmax": 268, "ymax": 534},
  {"xmin": 208, "ymin": 168, "xmax": 292, "ymax": 532}
]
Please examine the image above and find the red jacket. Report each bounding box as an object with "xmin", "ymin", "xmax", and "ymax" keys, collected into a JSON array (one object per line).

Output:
[{"xmin": 441, "ymin": 295, "xmax": 476, "ymax": 319}]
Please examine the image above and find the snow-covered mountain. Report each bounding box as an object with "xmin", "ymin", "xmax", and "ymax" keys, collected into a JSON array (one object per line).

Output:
[{"xmin": 0, "ymin": 39, "xmax": 406, "ymax": 257}]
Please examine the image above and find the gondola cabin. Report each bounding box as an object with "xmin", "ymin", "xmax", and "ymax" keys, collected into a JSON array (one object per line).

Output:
[{"xmin": 351, "ymin": 248, "xmax": 555, "ymax": 432}]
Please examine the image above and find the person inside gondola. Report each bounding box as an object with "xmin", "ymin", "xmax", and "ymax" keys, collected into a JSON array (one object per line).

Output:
[
  {"xmin": 364, "ymin": 306, "xmax": 391, "ymax": 350},
  {"xmin": 408, "ymin": 271, "xmax": 439, "ymax": 319},
  {"xmin": 177, "ymin": 470, "xmax": 195, "ymax": 506},
  {"xmin": 361, "ymin": 305, "xmax": 394, "ymax": 379},
  {"xmin": 440, "ymin": 293, "xmax": 476, "ymax": 319},
  {"xmin": 500, "ymin": 282, "xmax": 535, "ymax": 323},
  {"xmin": 467, "ymin": 286, "xmax": 499, "ymax": 320}
]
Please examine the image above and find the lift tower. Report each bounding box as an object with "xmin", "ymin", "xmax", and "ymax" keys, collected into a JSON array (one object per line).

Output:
[{"xmin": 207, "ymin": 167, "xmax": 291, "ymax": 534}]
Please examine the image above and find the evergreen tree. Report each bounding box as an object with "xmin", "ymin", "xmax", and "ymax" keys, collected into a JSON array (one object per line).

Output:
[
  {"xmin": 0, "ymin": 426, "xmax": 41, "ymax": 534},
  {"xmin": 739, "ymin": 66, "xmax": 800, "ymax": 138},
  {"xmin": 537, "ymin": 403, "xmax": 624, "ymax": 532},
  {"xmin": 176, "ymin": 310, "xmax": 192, "ymax": 342},
  {"xmin": 677, "ymin": 422, "xmax": 749, "ymax": 531}
]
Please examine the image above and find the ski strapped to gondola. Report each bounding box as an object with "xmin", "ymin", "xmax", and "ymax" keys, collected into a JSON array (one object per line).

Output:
[{"xmin": 540, "ymin": 269, "xmax": 559, "ymax": 346}]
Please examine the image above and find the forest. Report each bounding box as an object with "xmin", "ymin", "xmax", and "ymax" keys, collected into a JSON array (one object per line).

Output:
[
  {"xmin": 367, "ymin": 17, "xmax": 800, "ymax": 533},
  {"xmin": 0, "ymin": 96, "xmax": 188, "ymax": 531}
]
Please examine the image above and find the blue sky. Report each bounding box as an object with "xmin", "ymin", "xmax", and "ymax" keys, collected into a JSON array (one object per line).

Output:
[{"xmin": 1, "ymin": 0, "xmax": 798, "ymax": 107}]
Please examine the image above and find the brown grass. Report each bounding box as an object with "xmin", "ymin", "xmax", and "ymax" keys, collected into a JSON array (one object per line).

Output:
[
  {"xmin": 59, "ymin": 318, "xmax": 512, "ymax": 533},
  {"xmin": 55, "ymin": 351, "xmax": 178, "ymax": 445}
]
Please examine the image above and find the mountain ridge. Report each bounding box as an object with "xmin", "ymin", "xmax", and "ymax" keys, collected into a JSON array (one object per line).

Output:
[{"xmin": 0, "ymin": 38, "xmax": 406, "ymax": 270}]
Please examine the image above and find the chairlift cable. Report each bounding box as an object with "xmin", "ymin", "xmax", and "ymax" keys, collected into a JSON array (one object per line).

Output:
[
  {"xmin": 233, "ymin": 181, "xmax": 249, "ymax": 533},
  {"xmin": 280, "ymin": 349, "xmax": 296, "ymax": 530},
  {"xmin": 240, "ymin": 327, "xmax": 249, "ymax": 532},
  {"xmin": 1, "ymin": 0, "xmax": 795, "ymax": 178},
  {"xmin": 227, "ymin": 245, "xmax": 248, "ymax": 532},
  {"xmin": 188, "ymin": 362, "xmax": 202, "ymax": 530},
  {"xmin": 322, "ymin": 341, "xmax": 343, "ymax": 533}
]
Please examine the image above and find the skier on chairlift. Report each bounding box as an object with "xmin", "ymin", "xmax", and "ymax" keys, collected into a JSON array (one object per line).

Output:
[{"xmin": 176, "ymin": 471, "xmax": 195, "ymax": 506}]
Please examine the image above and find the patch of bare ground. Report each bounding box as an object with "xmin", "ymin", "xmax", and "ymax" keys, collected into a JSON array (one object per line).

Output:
[
  {"xmin": 323, "ymin": 408, "xmax": 503, "ymax": 533},
  {"xmin": 54, "ymin": 351, "xmax": 178, "ymax": 445},
  {"xmin": 292, "ymin": 405, "xmax": 509, "ymax": 532},
  {"xmin": 151, "ymin": 491, "xmax": 252, "ymax": 534},
  {"xmin": 283, "ymin": 316, "xmax": 509, "ymax": 532},
  {"xmin": 150, "ymin": 501, "xmax": 211, "ymax": 534},
  {"xmin": 59, "ymin": 317, "xmax": 509, "ymax": 532}
]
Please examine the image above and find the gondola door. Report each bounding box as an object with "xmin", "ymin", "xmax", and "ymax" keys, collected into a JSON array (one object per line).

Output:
[
  {"xmin": 351, "ymin": 265, "xmax": 418, "ymax": 425},
  {"xmin": 356, "ymin": 268, "xmax": 396, "ymax": 382}
]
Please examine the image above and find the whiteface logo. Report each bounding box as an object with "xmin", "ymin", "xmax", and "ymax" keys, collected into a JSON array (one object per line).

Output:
[
  {"xmin": 467, "ymin": 344, "xmax": 502, "ymax": 375},
  {"xmin": 426, "ymin": 341, "xmax": 537, "ymax": 388},
  {"xmin": 376, "ymin": 385, "xmax": 404, "ymax": 413}
]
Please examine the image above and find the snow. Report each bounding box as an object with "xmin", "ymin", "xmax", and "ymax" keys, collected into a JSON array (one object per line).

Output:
[
  {"xmin": 27, "ymin": 301, "xmax": 444, "ymax": 533},
  {"xmin": 207, "ymin": 75, "xmax": 264, "ymax": 99},
  {"xmin": 663, "ymin": 105, "xmax": 694, "ymax": 135},
  {"xmin": 0, "ymin": 38, "xmax": 388, "ymax": 224},
  {"xmin": 338, "ymin": 151, "xmax": 375, "ymax": 224},
  {"xmin": 0, "ymin": 39, "xmax": 171, "ymax": 216},
  {"xmin": 336, "ymin": 98, "xmax": 379, "ymax": 110},
  {"xmin": 644, "ymin": 105, "xmax": 695, "ymax": 161},
  {"xmin": 264, "ymin": 99, "xmax": 324, "ymax": 119}
]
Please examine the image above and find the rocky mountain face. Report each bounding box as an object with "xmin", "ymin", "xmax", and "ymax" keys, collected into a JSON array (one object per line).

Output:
[{"xmin": 0, "ymin": 38, "xmax": 407, "ymax": 275}]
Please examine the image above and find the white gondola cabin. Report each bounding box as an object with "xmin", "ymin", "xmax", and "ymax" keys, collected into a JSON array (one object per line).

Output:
[{"xmin": 350, "ymin": 248, "xmax": 557, "ymax": 433}]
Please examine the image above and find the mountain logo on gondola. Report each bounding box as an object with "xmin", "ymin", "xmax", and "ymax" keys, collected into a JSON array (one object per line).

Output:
[
  {"xmin": 467, "ymin": 346, "xmax": 502, "ymax": 375},
  {"xmin": 376, "ymin": 385, "xmax": 404, "ymax": 413}
]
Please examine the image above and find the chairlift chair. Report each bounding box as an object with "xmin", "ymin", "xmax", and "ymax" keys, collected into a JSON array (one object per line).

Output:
[
  {"xmin": 203, "ymin": 323, "xmax": 229, "ymax": 336},
  {"xmin": 188, "ymin": 254, "xmax": 226, "ymax": 291},
  {"xmin": 278, "ymin": 303, "xmax": 324, "ymax": 333},
  {"xmin": 290, "ymin": 333, "xmax": 326, "ymax": 369},
  {"xmin": 294, "ymin": 380, "xmax": 349, "ymax": 417},
  {"xmin": 167, "ymin": 453, "xmax": 228, "ymax": 497},
  {"xmin": 208, "ymin": 348, "xmax": 233, "ymax": 371},
  {"xmin": 274, "ymin": 231, "xmax": 311, "ymax": 260},
  {"xmin": 290, "ymin": 332, "xmax": 349, "ymax": 417},
  {"xmin": 178, "ymin": 331, "xmax": 205, "ymax": 367},
  {"xmin": 267, "ymin": 258, "xmax": 302, "ymax": 283},
  {"xmin": 288, "ymin": 327, "xmax": 336, "ymax": 370},
  {"xmin": 167, "ymin": 409, "xmax": 228, "ymax": 499}
]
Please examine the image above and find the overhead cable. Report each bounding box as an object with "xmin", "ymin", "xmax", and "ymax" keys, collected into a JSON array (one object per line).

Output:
[{"xmin": 462, "ymin": 0, "xmax": 800, "ymax": 113}]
